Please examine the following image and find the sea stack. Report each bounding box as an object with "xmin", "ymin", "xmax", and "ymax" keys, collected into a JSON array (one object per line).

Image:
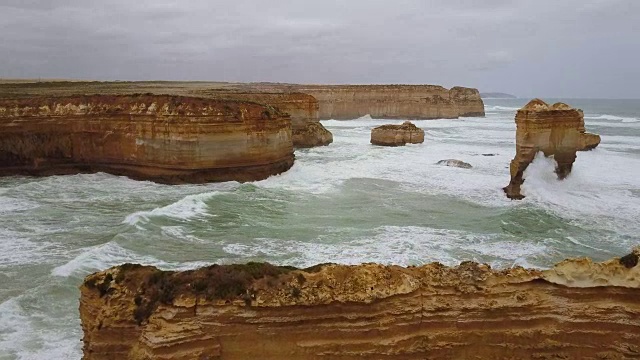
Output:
[
  {"xmin": 79, "ymin": 250, "xmax": 640, "ymax": 359},
  {"xmin": 503, "ymin": 99, "xmax": 601, "ymax": 199},
  {"xmin": 0, "ymin": 95, "xmax": 294, "ymax": 183},
  {"xmin": 370, "ymin": 121, "xmax": 425, "ymax": 146}
]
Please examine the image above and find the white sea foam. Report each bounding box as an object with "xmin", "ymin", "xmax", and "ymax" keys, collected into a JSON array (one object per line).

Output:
[
  {"xmin": 0, "ymin": 297, "xmax": 82, "ymax": 360},
  {"xmin": 223, "ymin": 225, "xmax": 549, "ymax": 269},
  {"xmin": 50, "ymin": 241, "xmax": 212, "ymax": 278},
  {"xmin": 484, "ymin": 105, "xmax": 521, "ymax": 112},
  {"xmin": 123, "ymin": 191, "xmax": 220, "ymax": 226},
  {"xmin": 585, "ymin": 114, "xmax": 639, "ymax": 122}
]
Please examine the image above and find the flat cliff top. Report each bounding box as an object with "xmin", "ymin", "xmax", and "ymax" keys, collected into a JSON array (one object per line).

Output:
[
  {"xmin": 0, "ymin": 94, "xmax": 283, "ymax": 118},
  {"xmin": 82, "ymin": 248, "xmax": 639, "ymax": 324},
  {"xmin": 0, "ymin": 81, "xmax": 479, "ymax": 99}
]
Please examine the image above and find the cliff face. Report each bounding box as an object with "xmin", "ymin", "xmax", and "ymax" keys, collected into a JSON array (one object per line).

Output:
[
  {"xmin": 504, "ymin": 99, "xmax": 601, "ymax": 199},
  {"xmin": 188, "ymin": 90, "xmax": 332, "ymax": 148},
  {"xmin": 80, "ymin": 249, "xmax": 640, "ymax": 360},
  {"xmin": 0, "ymin": 95, "xmax": 294, "ymax": 183},
  {"xmin": 370, "ymin": 121, "xmax": 425, "ymax": 146},
  {"xmin": 246, "ymin": 84, "xmax": 485, "ymax": 120}
]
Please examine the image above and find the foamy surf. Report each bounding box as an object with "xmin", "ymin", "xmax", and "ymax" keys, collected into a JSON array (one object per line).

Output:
[{"xmin": 123, "ymin": 191, "xmax": 220, "ymax": 226}]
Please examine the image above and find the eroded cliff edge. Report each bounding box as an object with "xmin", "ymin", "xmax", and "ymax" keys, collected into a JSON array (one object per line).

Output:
[
  {"xmin": 193, "ymin": 90, "xmax": 333, "ymax": 148},
  {"xmin": 245, "ymin": 84, "xmax": 485, "ymax": 120},
  {"xmin": 80, "ymin": 249, "xmax": 640, "ymax": 360},
  {"xmin": 0, "ymin": 95, "xmax": 294, "ymax": 183}
]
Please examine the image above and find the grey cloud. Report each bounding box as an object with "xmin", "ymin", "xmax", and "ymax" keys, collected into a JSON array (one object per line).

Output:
[{"xmin": 0, "ymin": 0, "xmax": 638, "ymax": 97}]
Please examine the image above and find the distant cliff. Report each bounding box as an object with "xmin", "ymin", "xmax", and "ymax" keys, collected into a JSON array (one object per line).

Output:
[
  {"xmin": 245, "ymin": 84, "xmax": 485, "ymax": 120},
  {"xmin": 80, "ymin": 249, "xmax": 640, "ymax": 359},
  {"xmin": 0, "ymin": 95, "xmax": 294, "ymax": 183},
  {"xmin": 193, "ymin": 90, "xmax": 332, "ymax": 148},
  {"xmin": 480, "ymin": 92, "xmax": 517, "ymax": 99}
]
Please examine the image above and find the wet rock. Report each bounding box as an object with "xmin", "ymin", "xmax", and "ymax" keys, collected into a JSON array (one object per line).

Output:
[{"xmin": 436, "ymin": 159, "xmax": 472, "ymax": 168}]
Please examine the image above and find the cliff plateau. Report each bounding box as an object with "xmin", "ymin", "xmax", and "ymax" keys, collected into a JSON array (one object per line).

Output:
[
  {"xmin": 244, "ymin": 84, "xmax": 485, "ymax": 120},
  {"xmin": 80, "ymin": 248, "xmax": 640, "ymax": 359},
  {"xmin": 0, "ymin": 95, "xmax": 294, "ymax": 183},
  {"xmin": 504, "ymin": 99, "xmax": 601, "ymax": 199}
]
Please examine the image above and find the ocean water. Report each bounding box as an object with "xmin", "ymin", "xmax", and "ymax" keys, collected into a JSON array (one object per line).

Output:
[{"xmin": 1, "ymin": 98, "xmax": 639, "ymax": 359}]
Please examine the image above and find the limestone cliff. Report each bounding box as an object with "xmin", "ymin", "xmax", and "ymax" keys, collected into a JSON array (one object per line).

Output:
[
  {"xmin": 0, "ymin": 95, "xmax": 294, "ymax": 183},
  {"xmin": 504, "ymin": 99, "xmax": 601, "ymax": 200},
  {"xmin": 80, "ymin": 248, "xmax": 640, "ymax": 360},
  {"xmin": 245, "ymin": 84, "xmax": 485, "ymax": 120},
  {"xmin": 370, "ymin": 121, "xmax": 425, "ymax": 146},
  {"xmin": 193, "ymin": 90, "xmax": 332, "ymax": 148}
]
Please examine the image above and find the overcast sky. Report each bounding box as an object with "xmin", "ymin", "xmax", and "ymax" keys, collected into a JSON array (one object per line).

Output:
[{"xmin": 1, "ymin": 0, "xmax": 638, "ymax": 98}]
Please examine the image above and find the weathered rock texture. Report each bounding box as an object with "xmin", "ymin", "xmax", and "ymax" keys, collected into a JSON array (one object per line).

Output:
[
  {"xmin": 291, "ymin": 122, "xmax": 334, "ymax": 148},
  {"xmin": 80, "ymin": 248, "xmax": 640, "ymax": 360},
  {"xmin": 194, "ymin": 90, "xmax": 332, "ymax": 148},
  {"xmin": 0, "ymin": 95, "xmax": 294, "ymax": 183},
  {"xmin": 504, "ymin": 99, "xmax": 601, "ymax": 199},
  {"xmin": 246, "ymin": 84, "xmax": 485, "ymax": 120},
  {"xmin": 436, "ymin": 159, "xmax": 472, "ymax": 168},
  {"xmin": 370, "ymin": 121, "xmax": 425, "ymax": 146}
]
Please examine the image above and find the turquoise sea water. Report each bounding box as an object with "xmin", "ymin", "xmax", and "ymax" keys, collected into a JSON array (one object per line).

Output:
[{"xmin": 1, "ymin": 99, "xmax": 639, "ymax": 359}]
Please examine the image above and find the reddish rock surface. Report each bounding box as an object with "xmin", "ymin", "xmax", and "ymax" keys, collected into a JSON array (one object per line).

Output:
[
  {"xmin": 0, "ymin": 95, "xmax": 294, "ymax": 183},
  {"xmin": 370, "ymin": 121, "xmax": 425, "ymax": 146},
  {"xmin": 80, "ymin": 249, "xmax": 640, "ymax": 360},
  {"xmin": 504, "ymin": 99, "xmax": 601, "ymax": 199}
]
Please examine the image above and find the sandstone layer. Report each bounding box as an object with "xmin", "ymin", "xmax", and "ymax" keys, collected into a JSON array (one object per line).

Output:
[
  {"xmin": 0, "ymin": 95, "xmax": 294, "ymax": 183},
  {"xmin": 245, "ymin": 84, "xmax": 485, "ymax": 120},
  {"xmin": 370, "ymin": 121, "xmax": 425, "ymax": 146},
  {"xmin": 504, "ymin": 99, "xmax": 601, "ymax": 199},
  {"xmin": 194, "ymin": 90, "xmax": 332, "ymax": 148},
  {"xmin": 80, "ymin": 248, "xmax": 640, "ymax": 360}
]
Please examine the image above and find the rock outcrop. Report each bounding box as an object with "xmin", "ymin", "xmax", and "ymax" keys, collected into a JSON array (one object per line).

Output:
[
  {"xmin": 0, "ymin": 95, "xmax": 294, "ymax": 183},
  {"xmin": 504, "ymin": 99, "xmax": 601, "ymax": 199},
  {"xmin": 80, "ymin": 249, "xmax": 640, "ymax": 360},
  {"xmin": 370, "ymin": 121, "xmax": 425, "ymax": 146},
  {"xmin": 291, "ymin": 122, "xmax": 334, "ymax": 148},
  {"xmin": 195, "ymin": 90, "xmax": 332, "ymax": 148},
  {"xmin": 436, "ymin": 159, "xmax": 472, "ymax": 168},
  {"xmin": 246, "ymin": 84, "xmax": 485, "ymax": 120}
]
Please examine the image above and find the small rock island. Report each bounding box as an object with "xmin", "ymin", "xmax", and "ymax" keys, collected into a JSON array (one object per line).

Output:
[{"xmin": 370, "ymin": 121, "xmax": 425, "ymax": 146}]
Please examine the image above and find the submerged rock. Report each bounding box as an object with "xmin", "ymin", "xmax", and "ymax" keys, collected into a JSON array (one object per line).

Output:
[
  {"xmin": 370, "ymin": 121, "xmax": 425, "ymax": 146},
  {"xmin": 80, "ymin": 250, "xmax": 640, "ymax": 359},
  {"xmin": 436, "ymin": 159, "xmax": 472, "ymax": 168},
  {"xmin": 503, "ymin": 99, "xmax": 601, "ymax": 200}
]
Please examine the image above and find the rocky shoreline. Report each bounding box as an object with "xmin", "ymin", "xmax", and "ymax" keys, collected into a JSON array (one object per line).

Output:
[{"xmin": 80, "ymin": 249, "xmax": 640, "ymax": 359}]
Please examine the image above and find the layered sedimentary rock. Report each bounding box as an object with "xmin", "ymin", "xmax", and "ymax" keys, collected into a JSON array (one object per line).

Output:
[
  {"xmin": 370, "ymin": 121, "xmax": 425, "ymax": 146},
  {"xmin": 0, "ymin": 95, "xmax": 294, "ymax": 183},
  {"xmin": 504, "ymin": 99, "xmax": 601, "ymax": 199},
  {"xmin": 247, "ymin": 84, "xmax": 485, "ymax": 120},
  {"xmin": 194, "ymin": 90, "xmax": 332, "ymax": 148},
  {"xmin": 80, "ymin": 249, "xmax": 640, "ymax": 360}
]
